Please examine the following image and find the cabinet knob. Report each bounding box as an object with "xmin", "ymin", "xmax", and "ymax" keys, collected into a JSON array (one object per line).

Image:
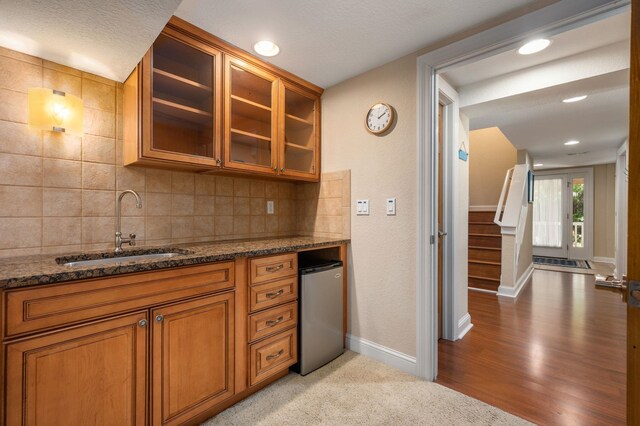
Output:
[
  {"xmin": 138, "ymin": 319, "xmax": 147, "ymax": 328},
  {"xmin": 273, "ymin": 167, "xmax": 278, "ymax": 172},
  {"xmin": 216, "ymin": 158, "xmax": 222, "ymax": 166},
  {"xmin": 155, "ymin": 314, "xmax": 164, "ymax": 322},
  {"xmin": 280, "ymin": 167, "xmax": 285, "ymax": 173}
]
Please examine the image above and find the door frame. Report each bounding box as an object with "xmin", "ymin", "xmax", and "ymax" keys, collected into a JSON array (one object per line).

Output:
[
  {"xmin": 533, "ymin": 168, "xmax": 594, "ymax": 260},
  {"xmin": 615, "ymin": 141, "xmax": 629, "ymax": 278},
  {"xmin": 415, "ymin": 0, "xmax": 629, "ymax": 380}
]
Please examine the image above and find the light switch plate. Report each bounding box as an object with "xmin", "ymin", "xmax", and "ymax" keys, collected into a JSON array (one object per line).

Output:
[
  {"xmin": 356, "ymin": 200, "xmax": 369, "ymax": 216},
  {"xmin": 386, "ymin": 198, "xmax": 396, "ymax": 215},
  {"xmin": 266, "ymin": 200, "xmax": 275, "ymax": 215}
]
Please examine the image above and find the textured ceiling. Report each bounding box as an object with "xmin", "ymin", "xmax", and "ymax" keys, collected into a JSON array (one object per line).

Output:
[
  {"xmin": 175, "ymin": 0, "xmax": 549, "ymax": 88},
  {"xmin": 0, "ymin": 0, "xmax": 182, "ymax": 82}
]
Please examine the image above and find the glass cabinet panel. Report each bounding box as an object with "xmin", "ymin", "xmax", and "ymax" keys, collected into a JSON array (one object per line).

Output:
[
  {"xmin": 226, "ymin": 61, "xmax": 276, "ymax": 170},
  {"xmin": 151, "ymin": 34, "xmax": 215, "ymax": 159},
  {"xmin": 281, "ymin": 86, "xmax": 317, "ymax": 176}
]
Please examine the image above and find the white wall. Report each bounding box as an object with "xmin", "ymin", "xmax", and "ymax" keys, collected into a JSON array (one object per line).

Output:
[{"xmin": 322, "ymin": 53, "xmax": 418, "ymax": 357}]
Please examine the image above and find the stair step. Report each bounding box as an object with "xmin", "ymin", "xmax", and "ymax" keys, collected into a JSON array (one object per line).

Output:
[
  {"xmin": 469, "ymin": 261, "xmax": 501, "ymax": 279},
  {"xmin": 469, "ymin": 233, "xmax": 502, "ymax": 249},
  {"xmin": 469, "ymin": 246, "xmax": 502, "ymax": 262},
  {"xmin": 469, "ymin": 275, "xmax": 500, "ymax": 292},
  {"xmin": 469, "ymin": 211, "xmax": 496, "ymax": 222},
  {"xmin": 469, "ymin": 222, "xmax": 501, "ymax": 234}
]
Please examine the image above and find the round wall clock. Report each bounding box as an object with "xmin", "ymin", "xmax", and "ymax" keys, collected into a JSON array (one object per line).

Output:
[{"xmin": 365, "ymin": 102, "xmax": 395, "ymax": 135}]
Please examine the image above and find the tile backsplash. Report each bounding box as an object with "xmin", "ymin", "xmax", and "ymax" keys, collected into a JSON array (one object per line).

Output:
[{"xmin": 0, "ymin": 46, "xmax": 349, "ymax": 258}]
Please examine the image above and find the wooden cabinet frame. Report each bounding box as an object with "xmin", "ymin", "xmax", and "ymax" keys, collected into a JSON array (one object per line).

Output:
[
  {"xmin": 124, "ymin": 28, "xmax": 223, "ymax": 169},
  {"xmin": 124, "ymin": 16, "xmax": 323, "ymax": 181}
]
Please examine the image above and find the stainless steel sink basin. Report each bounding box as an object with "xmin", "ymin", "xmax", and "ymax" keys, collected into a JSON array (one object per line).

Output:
[{"xmin": 56, "ymin": 249, "xmax": 192, "ymax": 267}]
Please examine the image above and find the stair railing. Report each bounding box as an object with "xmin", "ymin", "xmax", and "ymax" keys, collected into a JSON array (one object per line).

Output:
[{"xmin": 493, "ymin": 164, "xmax": 531, "ymax": 290}]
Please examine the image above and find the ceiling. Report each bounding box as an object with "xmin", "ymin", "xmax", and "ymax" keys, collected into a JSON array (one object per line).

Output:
[
  {"xmin": 449, "ymin": 10, "xmax": 631, "ymax": 168},
  {"xmin": 0, "ymin": 0, "xmax": 181, "ymax": 81},
  {"xmin": 443, "ymin": 11, "xmax": 630, "ymax": 87},
  {"xmin": 175, "ymin": 0, "xmax": 551, "ymax": 88}
]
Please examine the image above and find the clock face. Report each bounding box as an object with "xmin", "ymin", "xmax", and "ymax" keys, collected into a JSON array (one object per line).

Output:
[{"xmin": 366, "ymin": 103, "xmax": 393, "ymax": 134}]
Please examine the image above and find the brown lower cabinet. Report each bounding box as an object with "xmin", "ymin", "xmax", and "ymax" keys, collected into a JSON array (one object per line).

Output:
[
  {"xmin": 5, "ymin": 312, "xmax": 149, "ymax": 425},
  {"xmin": 1, "ymin": 246, "xmax": 348, "ymax": 425},
  {"xmin": 152, "ymin": 292, "xmax": 235, "ymax": 426}
]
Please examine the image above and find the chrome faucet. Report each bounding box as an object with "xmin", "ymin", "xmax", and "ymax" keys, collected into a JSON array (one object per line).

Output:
[{"xmin": 115, "ymin": 190, "xmax": 142, "ymax": 253}]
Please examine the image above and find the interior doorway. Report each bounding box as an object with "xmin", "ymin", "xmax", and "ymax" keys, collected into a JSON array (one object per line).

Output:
[{"xmin": 533, "ymin": 169, "xmax": 593, "ymax": 260}]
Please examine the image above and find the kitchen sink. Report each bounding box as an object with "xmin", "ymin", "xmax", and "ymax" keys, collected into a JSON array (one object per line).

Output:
[{"xmin": 56, "ymin": 248, "xmax": 193, "ymax": 267}]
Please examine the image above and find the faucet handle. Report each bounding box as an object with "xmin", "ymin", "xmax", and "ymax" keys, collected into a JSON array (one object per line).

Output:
[{"xmin": 129, "ymin": 233, "xmax": 136, "ymax": 246}]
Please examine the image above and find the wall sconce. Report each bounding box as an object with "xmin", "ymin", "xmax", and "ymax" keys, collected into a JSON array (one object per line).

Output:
[{"xmin": 28, "ymin": 88, "xmax": 83, "ymax": 135}]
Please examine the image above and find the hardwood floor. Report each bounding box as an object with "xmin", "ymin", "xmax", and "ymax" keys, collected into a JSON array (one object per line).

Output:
[{"xmin": 437, "ymin": 269, "xmax": 627, "ymax": 425}]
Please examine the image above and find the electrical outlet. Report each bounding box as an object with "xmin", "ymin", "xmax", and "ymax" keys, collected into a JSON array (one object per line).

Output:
[{"xmin": 266, "ymin": 200, "xmax": 275, "ymax": 215}]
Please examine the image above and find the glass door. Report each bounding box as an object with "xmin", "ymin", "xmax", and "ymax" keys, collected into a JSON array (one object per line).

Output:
[
  {"xmin": 533, "ymin": 174, "xmax": 568, "ymax": 258},
  {"xmin": 224, "ymin": 57, "xmax": 278, "ymax": 174},
  {"xmin": 533, "ymin": 171, "xmax": 592, "ymax": 260},
  {"xmin": 146, "ymin": 33, "xmax": 221, "ymax": 166},
  {"xmin": 278, "ymin": 82, "xmax": 319, "ymax": 179}
]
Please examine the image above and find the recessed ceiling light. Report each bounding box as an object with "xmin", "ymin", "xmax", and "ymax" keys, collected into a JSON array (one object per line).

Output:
[
  {"xmin": 563, "ymin": 95, "xmax": 588, "ymax": 103},
  {"xmin": 534, "ymin": 163, "xmax": 544, "ymax": 167},
  {"xmin": 253, "ymin": 40, "xmax": 280, "ymax": 57},
  {"xmin": 518, "ymin": 39, "xmax": 551, "ymax": 55},
  {"xmin": 564, "ymin": 140, "xmax": 580, "ymax": 146}
]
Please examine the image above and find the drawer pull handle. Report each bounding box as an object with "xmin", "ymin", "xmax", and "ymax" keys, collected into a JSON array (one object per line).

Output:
[
  {"xmin": 265, "ymin": 264, "xmax": 284, "ymax": 272},
  {"xmin": 266, "ymin": 289, "xmax": 284, "ymax": 299},
  {"xmin": 266, "ymin": 316, "xmax": 284, "ymax": 326},
  {"xmin": 266, "ymin": 349, "xmax": 284, "ymax": 361}
]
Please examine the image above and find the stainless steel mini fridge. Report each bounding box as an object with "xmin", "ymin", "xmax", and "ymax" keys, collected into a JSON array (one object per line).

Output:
[{"xmin": 295, "ymin": 260, "xmax": 344, "ymax": 375}]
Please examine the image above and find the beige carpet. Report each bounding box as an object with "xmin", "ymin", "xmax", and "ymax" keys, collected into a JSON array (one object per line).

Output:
[{"xmin": 202, "ymin": 351, "xmax": 530, "ymax": 425}]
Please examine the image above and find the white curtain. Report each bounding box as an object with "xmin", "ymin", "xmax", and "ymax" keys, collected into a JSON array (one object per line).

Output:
[{"xmin": 533, "ymin": 177, "xmax": 563, "ymax": 248}]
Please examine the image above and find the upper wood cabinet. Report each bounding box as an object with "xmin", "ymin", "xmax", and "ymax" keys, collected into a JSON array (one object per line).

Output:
[
  {"xmin": 279, "ymin": 81, "xmax": 320, "ymax": 180},
  {"xmin": 224, "ymin": 56, "xmax": 279, "ymax": 175},
  {"xmin": 124, "ymin": 17, "xmax": 322, "ymax": 181},
  {"xmin": 124, "ymin": 27, "xmax": 223, "ymax": 169}
]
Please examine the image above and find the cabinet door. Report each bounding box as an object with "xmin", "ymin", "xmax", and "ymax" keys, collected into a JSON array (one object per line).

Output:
[
  {"xmin": 278, "ymin": 82, "xmax": 320, "ymax": 181},
  {"xmin": 137, "ymin": 29, "xmax": 222, "ymax": 167},
  {"xmin": 152, "ymin": 292, "xmax": 235, "ymax": 426},
  {"xmin": 5, "ymin": 312, "xmax": 148, "ymax": 426},
  {"xmin": 224, "ymin": 56, "xmax": 279, "ymax": 175}
]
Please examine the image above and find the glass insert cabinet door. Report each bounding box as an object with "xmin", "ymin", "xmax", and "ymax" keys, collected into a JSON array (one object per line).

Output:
[
  {"xmin": 279, "ymin": 82, "xmax": 319, "ymax": 179},
  {"xmin": 224, "ymin": 57, "xmax": 278, "ymax": 173},
  {"xmin": 145, "ymin": 32, "xmax": 222, "ymax": 166}
]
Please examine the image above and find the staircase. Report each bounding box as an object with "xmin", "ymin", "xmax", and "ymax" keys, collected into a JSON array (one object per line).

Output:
[{"xmin": 468, "ymin": 211, "xmax": 501, "ymax": 292}]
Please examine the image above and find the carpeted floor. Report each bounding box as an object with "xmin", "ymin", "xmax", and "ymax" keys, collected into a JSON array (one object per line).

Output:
[{"xmin": 202, "ymin": 351, "xmax": 530, "ymax": 425}]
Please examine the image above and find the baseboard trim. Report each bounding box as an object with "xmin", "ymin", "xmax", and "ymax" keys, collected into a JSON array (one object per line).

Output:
[
  {"xmin": 469, "ymin": 205, "xmax": 498, "ymax": 212},
  {"xmin": 592, "ymin": 257, "xmax": 615, "ymax": 264},
  {"xmin": 469, "ymin": 287, "xmax": 498, "ymax": 294},
  {"xmin": 497, "ymin": 262, "xmax": 534, "ymax": 298},
  {"xmin": 345, "ymin": 334, "xmax": 417, "ymax": 376},
  {"xmin": 456, "ymin": 313, "xmax": 473, "ymax": 340}
]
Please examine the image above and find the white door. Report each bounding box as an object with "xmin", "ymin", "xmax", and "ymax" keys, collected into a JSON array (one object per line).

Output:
[
  {"xmin": 533, "ymin": 174, "xmax": 567, "ymax": 257},
  {"xmin": 533, "ymin": 170, "xmax": 592, "ymax": 260}
]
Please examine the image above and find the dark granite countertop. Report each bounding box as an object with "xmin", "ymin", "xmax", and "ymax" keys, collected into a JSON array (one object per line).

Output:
[{"xmin": 0, "ymin": 236, "xmax": 349, "ymax": 289}]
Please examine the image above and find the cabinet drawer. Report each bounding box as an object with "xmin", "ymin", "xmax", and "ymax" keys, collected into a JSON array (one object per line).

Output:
[
  {"xmin": 249, "ymin": 276, "xmax": 297, "ymax": 313},
  {"xmin": 249, "ymin": 253, "xmax": 297, "ymax": 285},
  {"xmin": 248, "ymin": 302, "xmax": 297, "ymax": 342},
  {"xmin": 4, "ymin": 262, "xmax": 234, "ymax": 338},
  {"xmin": 249, "ymin": 327, "xmax": 297, "ymax": 387}
]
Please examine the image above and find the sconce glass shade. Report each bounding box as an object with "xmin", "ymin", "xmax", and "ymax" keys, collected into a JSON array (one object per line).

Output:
[{"xmin": 28, "ymin": 88, "xmax": 83, "ymax": 134}]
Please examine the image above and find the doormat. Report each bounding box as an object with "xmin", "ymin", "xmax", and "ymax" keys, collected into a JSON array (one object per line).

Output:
[{"xmin": 533, "ymin": 256, "xmax": 591, "ymax": 269}]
